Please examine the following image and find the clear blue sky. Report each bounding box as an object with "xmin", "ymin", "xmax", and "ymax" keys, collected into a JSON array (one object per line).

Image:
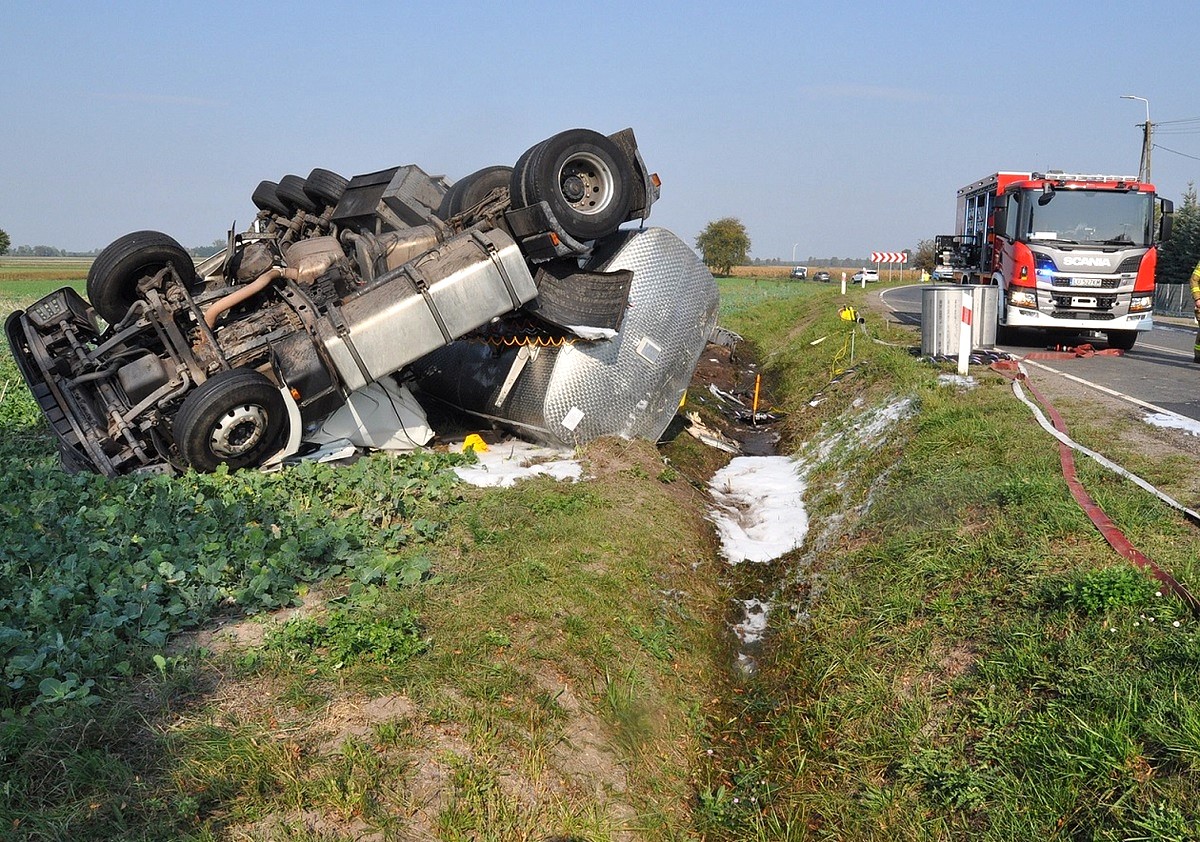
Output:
[{"xmin": 3, "ymin": 0, "xmax": 1198, "ymax": 262}]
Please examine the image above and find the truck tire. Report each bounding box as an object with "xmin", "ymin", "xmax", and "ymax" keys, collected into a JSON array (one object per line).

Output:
[
  {"xmin": 996, "ymin": 321, "xmax": 1015, "ymax": 344},
  {"xmin": 87, "ymin": 231, "xmax": 199, "ymax": 324},
  {"xmin": 173, "ymin": 368, "xmax": 288, "ymax": 473},
  {"xmin": 1106, "ymin": 330, "xmax": 1137, "ymax": 351},
  {"xmin": 510, "ymin": 129, "xmax": 633, "ymax": 242},
  {"xmin": 303, "ymin": 168, "xmax": 349, "ymax": 208},
  {"xmin": 436, "ymin": 165, "xmax": 512, "ymax": 219},
  {"xmin": 252, "ymin": 180, "xmax": 290, "ymax": 216},
  {"xmin": 276, "ymin": 174, "xmax": 318, "ymax": 214}
]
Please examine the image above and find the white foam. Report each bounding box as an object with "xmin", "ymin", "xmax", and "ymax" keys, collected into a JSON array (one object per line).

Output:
[
  {"xmin": 708, "ymin": 456, "xmax": 808, "ymax": 564},
  {"xmin": 452, "ymin": 440, "xmax": 582, "ymax": 487},
  {"xmin": 1144, "ymin": 412, "xmax": 1200, "ymax": 437},
  {"xmin": 733, "ymin": 598, "xmax": 770, "ymax": 644}
]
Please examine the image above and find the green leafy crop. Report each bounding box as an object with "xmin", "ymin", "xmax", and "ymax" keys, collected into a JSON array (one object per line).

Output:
[{"xmin": 0, "ymin": 400, "xmax": 464, "ymax": 711}]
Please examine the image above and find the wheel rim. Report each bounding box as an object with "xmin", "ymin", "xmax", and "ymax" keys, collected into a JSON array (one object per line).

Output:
[
  {"xmin": 557, "ymin": 151, "xmax": 616, "ymax": 218},
  {"xmin": 209, "ymin": 404, "xmax": 269, "ymax": 457}
]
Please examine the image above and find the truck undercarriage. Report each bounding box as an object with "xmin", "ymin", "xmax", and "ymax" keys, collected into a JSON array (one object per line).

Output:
[{"xmin": 7, "ymin": 128, "xmax": 719, "ymax": 477}]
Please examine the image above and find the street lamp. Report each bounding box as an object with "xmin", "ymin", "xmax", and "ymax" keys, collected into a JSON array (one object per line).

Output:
[{"xmin": 1120, "ymin": 94, "xmax": 1152, "ymax": 182}]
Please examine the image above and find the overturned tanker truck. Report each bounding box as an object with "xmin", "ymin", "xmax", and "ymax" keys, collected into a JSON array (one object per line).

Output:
[{"xmin": 6, "ymin": 128, "xmax": 719, "ymax": 477}]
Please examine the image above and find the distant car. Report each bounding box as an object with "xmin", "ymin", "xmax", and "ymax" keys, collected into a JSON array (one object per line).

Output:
[
  {"xmin": 853, "ymin": 268, "xmax": 880, "ymax": 283},
  {"xmin": 789, "ymin": 266, "xmax": 808, "ymax": 280},
  {"xmin": 813, "ymin": 271, "xmax": 831, "ymax": 282}
]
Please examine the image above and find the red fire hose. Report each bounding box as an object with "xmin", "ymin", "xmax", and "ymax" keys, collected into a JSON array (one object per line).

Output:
[{"xmin": 998, "ymin": 360, "xmax": 1200, "ymax": 615}]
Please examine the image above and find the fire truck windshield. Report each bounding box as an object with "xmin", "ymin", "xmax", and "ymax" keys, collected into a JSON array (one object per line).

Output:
[{"xmin": 1022, "ymin": 189, "xmax": 1154, "ymax": 247}]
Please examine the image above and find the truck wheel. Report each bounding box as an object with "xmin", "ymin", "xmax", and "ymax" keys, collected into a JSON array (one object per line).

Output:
[
  {"xmin": 173, "ymin": 368, "xmax": 288, "ymax": 473},
  {"xmin": 437, "ymin": 166, "xmax": 513, "ymax": 219},
  {"xmin": 1106, "ymin": 330, "xmax": 1137, "ymax": 351},
  {"xmin": 303, "ymin": 168, "xmax": 349, "ymax": 208},
  {"xmin": 996, "ymin": 321, "xmax": 1014, "ymax": 344},
  {"xmin": 511, "ymin": 129, "xmax": 633, "ymax": 242},
  {"xmin": 276, "ymin": 174, "xmax": 318, "ymax": 213},
  {"xmin": 87, "ymin": 231, "xmax": 199, "ymax": 324},
  {"xmin": 252, "ymin": 180, "xmax": 290, "ymax": 216}
]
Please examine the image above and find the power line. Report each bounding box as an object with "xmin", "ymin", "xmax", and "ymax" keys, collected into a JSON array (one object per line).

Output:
[{"xmin": 1152, "ymin": 143, "xmax": 1200, "ymax": 162}]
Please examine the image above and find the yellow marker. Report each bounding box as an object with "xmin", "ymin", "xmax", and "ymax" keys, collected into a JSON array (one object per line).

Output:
[
  {"xmin": 461, "ymin": 434, "xmax": 489, "ymax": 453},
  {"xmin": 752, "ymin": 374, "xmax": 761, "ymax": 423}
]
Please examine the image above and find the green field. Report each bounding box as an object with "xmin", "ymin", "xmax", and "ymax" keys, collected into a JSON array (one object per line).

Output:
[
  {"xmin": 0, "ymin": 259, "xmax": 90, "ymax": 319},
  {"xmin": 1, "ymin": 267, "xmax": 1199, "ymax": 839}
]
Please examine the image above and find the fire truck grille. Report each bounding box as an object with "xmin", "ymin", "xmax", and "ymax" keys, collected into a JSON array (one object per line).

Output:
[
  {"xmin": 1052, "ymin": 294, "xmax": 1117, "ymax": 309},
  {"xmin": 1050, "ymin": 308, "xmax": 1116, "ymax": 321}
]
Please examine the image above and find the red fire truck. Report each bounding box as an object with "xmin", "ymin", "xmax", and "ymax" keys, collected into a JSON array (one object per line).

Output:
[{"xmin": 937, "ymin": 171, "xmax": 1173, "ymax": 350}]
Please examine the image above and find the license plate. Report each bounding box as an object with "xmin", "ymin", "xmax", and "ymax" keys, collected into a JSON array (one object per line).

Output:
[{"xmin": 1070, "ymin": 277, "xmax": 1103, "ymax": 288}]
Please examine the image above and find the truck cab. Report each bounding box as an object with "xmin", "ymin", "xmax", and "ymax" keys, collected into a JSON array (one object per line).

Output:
[{"xmin": 949, "ymin": 171, "xmax": 1172, "ymax": 350}]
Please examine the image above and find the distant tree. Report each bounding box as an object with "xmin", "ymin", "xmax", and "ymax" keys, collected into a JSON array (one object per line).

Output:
[
  {"xmin": 0, "ymin": 229, "xmax": 9, "ymax": 256},
  {"xmin": 190, "ymin": 238, "xmax": 226, "ymax": 258},
  {"xmin": 1159, "ymin": 182, "xmax": 1200, "ymax": 285},
  {"xmin": 912, "ymin": 238, "xmax": 936, "ymax": 272},
  {"xmin": 695, "ymin": 217, "xmax": 750, "ymax": 276}
]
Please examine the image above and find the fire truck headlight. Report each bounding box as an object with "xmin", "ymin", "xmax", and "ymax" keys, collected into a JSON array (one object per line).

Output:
[
  {"xmin": 1129, "ymin": 295, "xmax": 1153, "ymax": 313},
  {"xmin": 1009, "ymin": 290, "xmax": 1037, "ymax": 309}
]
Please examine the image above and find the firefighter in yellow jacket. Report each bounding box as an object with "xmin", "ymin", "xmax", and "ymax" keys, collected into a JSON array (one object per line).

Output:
[{"xmin": 1193, "ymin": 259, "xmax": 1200, "ymax": 362}]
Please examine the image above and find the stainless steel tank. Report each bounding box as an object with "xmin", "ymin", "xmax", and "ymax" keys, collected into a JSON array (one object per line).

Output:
[{"xmin": 412, "ymin": 227, "xmax": 719, "ymax": 446}]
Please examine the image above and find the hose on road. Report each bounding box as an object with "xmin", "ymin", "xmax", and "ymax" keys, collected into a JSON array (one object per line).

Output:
[{"xmin": 1005, "ymin": 360, "xmax": 1200, "ymax": 615}]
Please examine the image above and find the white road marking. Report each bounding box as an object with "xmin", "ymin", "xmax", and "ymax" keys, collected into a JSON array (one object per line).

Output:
[
  {"xmin": 1139, "ymin": 341, "xmax": 1190, "ymax": 357},
  {"xmin": 1020, "ymin": 359, "xmax": 1175, "ymax": 416}
]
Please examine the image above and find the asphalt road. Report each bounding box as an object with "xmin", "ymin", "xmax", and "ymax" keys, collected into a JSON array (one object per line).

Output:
[{"xmin": 879, "ymin": 284, "xmax": 1200, "ymax": 423}]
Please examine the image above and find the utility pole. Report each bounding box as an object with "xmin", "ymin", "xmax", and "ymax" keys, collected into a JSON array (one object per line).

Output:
[
  {"xmin": 1120, "ymin": 94, "xmax": 1152, "ymax": 182},
  {"xmin": 1141, "ymin": 119, "xmax": 1153, "ymax": 183}
]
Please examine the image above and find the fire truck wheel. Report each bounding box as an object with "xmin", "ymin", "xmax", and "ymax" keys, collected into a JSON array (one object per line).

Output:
[
  {"xmin": 87, "ymin": 231, "xmax": 199, "ymax": 324},
  {"xmin": 252, "ymin": 180, "xmax": 291, "ymax": 217},
  {"xmin": 276, "ymin": 174, "xmax": 318, "ymax": 214},
  {"xmin": 437, "ymin": 166, "xmax": 513, "ymax": 219},
  {"xmin": 173, "ymin": 368, "xmax": 288, "ymax": 473},
  {"xmin": 1105, "ymin": 330, "xmax": 1137, "ymax": 351},
  {"xmin": 303, "ymin": 168, "xmax": 349, "ymax": 208},
  {"xmin": 511, "ymin": 129, "xmax": 633, "ymax": 242}
]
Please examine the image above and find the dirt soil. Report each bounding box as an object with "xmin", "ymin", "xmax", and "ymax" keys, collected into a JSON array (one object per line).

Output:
[{"xmin": 685, "ymin": 340, "xmax": 784, "ymax": 456}]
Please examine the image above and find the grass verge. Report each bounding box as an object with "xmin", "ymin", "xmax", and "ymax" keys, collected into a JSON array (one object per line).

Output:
[
  {"xmin": 3, "ymin": 270, "xmax": 1200, "ymax": 839},
  {"xmin": 696, "ymin": 279, "xmax": 1200, "ymax": 841}
]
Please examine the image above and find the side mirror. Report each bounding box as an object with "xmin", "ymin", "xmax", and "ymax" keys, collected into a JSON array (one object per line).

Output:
[{"xmin": 1159, "ymin": 198, "xmax": 1174, "ymax": 243}]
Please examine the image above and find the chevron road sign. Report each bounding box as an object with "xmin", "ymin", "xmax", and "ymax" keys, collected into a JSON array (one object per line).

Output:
[{"xmin": 870, "ymin": 251, "xmax": 908, "ymax": 263}]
